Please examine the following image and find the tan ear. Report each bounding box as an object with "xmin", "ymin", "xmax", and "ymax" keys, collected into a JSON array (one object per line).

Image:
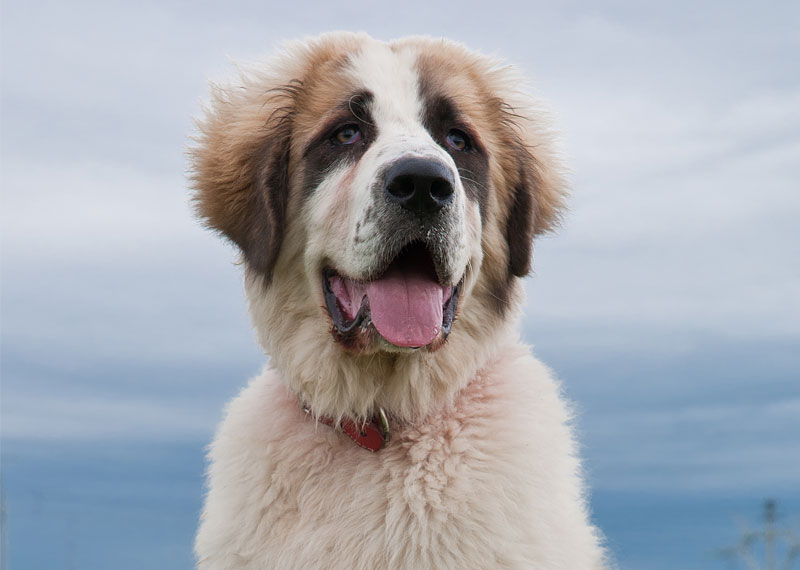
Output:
[
  {"xmin": 190, "ymin": 79, "xmax": 297, "ymax": 281},
  {"xmin": 501, "ymin": 101, "xmax": 568, "ymax": 277},
  {"xmin": 505, "ymin": 150, "xmax": 567, "ymax": 277}
]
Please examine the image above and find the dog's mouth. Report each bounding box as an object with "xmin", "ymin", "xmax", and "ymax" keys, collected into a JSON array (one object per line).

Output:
[{"xmin": 322, "ymin": 242, "xmax": 463, "ymax": 349}]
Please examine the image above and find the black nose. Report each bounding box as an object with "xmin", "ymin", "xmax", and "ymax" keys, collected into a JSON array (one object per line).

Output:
[{"xmin": 384, "ymin": 157, "xmax": 455, "ymax": 216}]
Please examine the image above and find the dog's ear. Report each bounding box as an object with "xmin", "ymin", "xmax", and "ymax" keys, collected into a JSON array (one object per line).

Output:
[
  {"xmin": 190, "ymin": 80, "xmax": 297, "ymax": 281},
  {"xmin": 503, "ymin": 114, "xmax": 568, "ymax": 278}
]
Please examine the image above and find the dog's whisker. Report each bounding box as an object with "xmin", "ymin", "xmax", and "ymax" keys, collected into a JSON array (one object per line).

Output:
[
  {"xmin": 457, "ymin": 169, "xmax": 489, "ymax": 193},
  {"xmin": 458, "ymin": 175, "xmax": 488, "ymax": 192},
  {"xmin": 348, "ymin": 95, "xmax": 376, "ymax": 127}
]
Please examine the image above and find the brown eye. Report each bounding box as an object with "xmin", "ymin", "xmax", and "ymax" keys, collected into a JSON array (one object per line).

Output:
[
  {"xmin": 445, "ymin": 129, "xmax": 470, "ymax": 152},
  {"xmin": 332, "ymin": 124, "xmax": 362, "ymax": 145}
]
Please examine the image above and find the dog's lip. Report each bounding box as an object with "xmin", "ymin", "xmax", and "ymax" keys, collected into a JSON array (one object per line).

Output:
[
  {"xmin": 322, "ymin": 268, "xmax": 370, "ymax": 334},
  {"xmin": 322, "ymin": 245, "xmax": 463, "ymax": 347}
]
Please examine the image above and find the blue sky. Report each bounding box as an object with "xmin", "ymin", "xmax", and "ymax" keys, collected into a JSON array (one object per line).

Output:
[{"xmin": 2, "ymin": 0, "xmax": 799, "ymax": 568}]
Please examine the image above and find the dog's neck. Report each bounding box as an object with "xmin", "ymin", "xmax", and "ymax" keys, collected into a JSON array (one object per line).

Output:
[
  {"xmin": 245, "ymin": 266, "xmax": 523, "ymax": 423},
  {"xmin": 273, "ymin": 323, "xmax": 517, "ymax": 424}
]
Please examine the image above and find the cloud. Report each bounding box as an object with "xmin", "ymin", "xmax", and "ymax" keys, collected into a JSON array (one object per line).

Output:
[
  {"xmin": 1, "ymin": 392, "xmax": 219, "ymax": 441},
  {"xmin": 582, "ymin": 398, "xmax": 800, "ymax": 492},
  {"xmin": 523, "ymin": 81, "xmax": 800, "ymax": 342}
]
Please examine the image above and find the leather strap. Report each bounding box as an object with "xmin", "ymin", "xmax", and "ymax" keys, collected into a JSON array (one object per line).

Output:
[{"xmin": 302, "ymin": 404, "xmax": 389, "ymax": 452}]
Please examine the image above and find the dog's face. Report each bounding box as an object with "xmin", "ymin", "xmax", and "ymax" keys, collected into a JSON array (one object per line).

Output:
[
  {"xmin": 192, "ymin": 34, "xmax": 566, "ymax": 419},
  {"xmin": 302, "ymin": 45, "xmax": 488, "ymax": 353}
]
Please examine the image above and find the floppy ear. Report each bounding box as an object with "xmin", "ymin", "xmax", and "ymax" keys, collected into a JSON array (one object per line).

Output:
[
  {"xmin": 504, "ymin": 129, "xmax": 568, "ymax": 278},
  {"xmin": 190, "ymin": 80, "xmax": 296, "ymax": 281}
]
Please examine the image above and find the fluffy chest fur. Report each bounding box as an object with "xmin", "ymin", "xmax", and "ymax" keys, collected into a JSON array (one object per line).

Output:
[
  {"xmin": 196, "ymin": 344, "xmax": 604, "ymax": 569},
  {"xmin": 191, "ymin": 32, "xmax": 607, "ymax": 569}
]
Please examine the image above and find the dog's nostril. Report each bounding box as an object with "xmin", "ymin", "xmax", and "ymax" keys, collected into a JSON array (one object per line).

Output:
[
  {"xmin": 384, "ymin": 157, "xmax": 456, "ymax": 216},
  {"xmin": 387, "ymin": 175, "xmax": 415, "ymax": 200},
  {"xmin": 430, "ymin": 179, "xmax": 454, "ymax": 203}
]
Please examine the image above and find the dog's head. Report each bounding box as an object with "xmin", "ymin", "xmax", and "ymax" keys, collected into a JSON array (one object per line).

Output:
[{"xmin": 192, "ymin": 33, "xmax": 566, "ymax": 420}]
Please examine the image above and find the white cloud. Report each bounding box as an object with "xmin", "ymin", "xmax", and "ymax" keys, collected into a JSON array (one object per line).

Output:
[
  {"xmin": 523, "ymin": 81, "xmax": 800, "ymax": 342},
  {"xmin": 2, "ymin": 159, "xmax": 198, "ymax": 255},
  {"xmin": 1, "ymin": 392, "xmax": 220, "ymax": 441}
]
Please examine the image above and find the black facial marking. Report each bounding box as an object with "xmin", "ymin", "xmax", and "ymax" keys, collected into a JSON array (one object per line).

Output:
[
  {"xmin": 302, "ymin": 91, "xmax": 376, "ymax": 195},
  {"xmin": 418, "ymin": 91, "xmax": 489, "ymax": 219}
]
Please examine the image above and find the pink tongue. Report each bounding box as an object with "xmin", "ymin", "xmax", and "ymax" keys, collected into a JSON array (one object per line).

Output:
[{"xmin": 366, "ymin": 265, "xmax": 444, "ymax": 348}]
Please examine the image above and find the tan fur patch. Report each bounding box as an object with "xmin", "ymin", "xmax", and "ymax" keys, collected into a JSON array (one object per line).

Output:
[
  {"xmin": 410, "ymin": 38, "xmax": 567, "ymax": 314},
  {"xmin": 190, "ymin": 34, "xmax": 366, "ymax": 277},
  {"xmin": 191, "ymin": 32, "xmax": 568, "ymax": 418}
]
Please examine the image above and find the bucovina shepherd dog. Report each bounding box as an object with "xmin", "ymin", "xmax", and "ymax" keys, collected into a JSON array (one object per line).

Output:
[{"xmin": 191, "ymin": 32, "xmax": 608, "ymax": 570}]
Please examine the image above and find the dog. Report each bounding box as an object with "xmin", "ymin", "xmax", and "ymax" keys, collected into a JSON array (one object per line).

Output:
[{"xmin": 191, "ymin": 32, "xmax": 607, "ymax": 569}]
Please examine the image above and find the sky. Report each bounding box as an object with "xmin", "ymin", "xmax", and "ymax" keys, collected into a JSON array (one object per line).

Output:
[{"xmin": 1, "ymin": 0, "xmax": 799, "ymax": 568}]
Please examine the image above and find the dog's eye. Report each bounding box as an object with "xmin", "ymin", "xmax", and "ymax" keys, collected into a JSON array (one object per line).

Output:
[
  {"xmin": 332, "ymin": 124, "xmax": 362, "ymax": 145},
  {"xmin": 445, "ymin": 129, "xmax": 471, "ymax": 152}
]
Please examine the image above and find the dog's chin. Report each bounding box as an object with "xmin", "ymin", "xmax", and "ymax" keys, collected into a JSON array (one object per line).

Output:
[{"xmin": 322, "ymin": 242, "xmax": 464, "ymax": 353}]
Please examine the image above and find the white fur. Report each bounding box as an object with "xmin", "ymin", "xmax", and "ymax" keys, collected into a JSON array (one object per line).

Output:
[
  {"xmin": 197, "ymin": 340, "xmax": 606, "ymax": 569},
  {"xmin": 326, "ymin": 42, "xmax": 472, "ymax": 284},
  {"xmin": 194, "ymin": 33, "xmax": 608, "ymax": 570}
]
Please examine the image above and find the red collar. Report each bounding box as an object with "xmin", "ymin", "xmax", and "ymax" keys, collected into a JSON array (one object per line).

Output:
[{"xmin": 302, "ymin": 404, "xmax": 390, "ymax": 452}]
